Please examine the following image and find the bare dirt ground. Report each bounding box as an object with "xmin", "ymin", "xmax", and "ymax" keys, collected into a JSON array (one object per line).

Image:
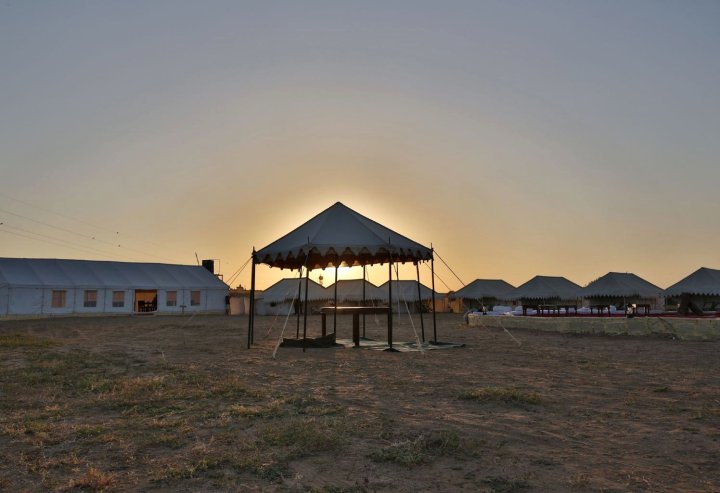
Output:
[{"xmin": 0, "ymin": 313, "xmax": 718, "ymax": 492}]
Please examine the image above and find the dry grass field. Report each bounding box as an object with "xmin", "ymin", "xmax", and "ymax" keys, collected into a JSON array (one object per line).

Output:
[{"xmin": 1, "ymin": 313, "xmax": 719, "ymax": 492}]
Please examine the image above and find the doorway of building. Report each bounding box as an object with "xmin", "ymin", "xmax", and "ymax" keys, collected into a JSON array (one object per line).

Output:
[{"xmin": 134, "ymin": 290, "xmax": 158, "ymax": 313}]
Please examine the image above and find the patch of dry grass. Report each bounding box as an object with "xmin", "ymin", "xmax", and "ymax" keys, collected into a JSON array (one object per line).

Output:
[
  {"xmin": 459, "ymin": 386, "xmax": 541, "ymax": 406},
  {"xmin": 0, "ymin": 332, "xmax": 55, "ymax": 348},
  {"xmin": 369, "ymin": 429, "xmax": 477, "ymax": 467},
  {"xmin": 65, "ymin": 467, "xmax": 114, "ymax": 491}
]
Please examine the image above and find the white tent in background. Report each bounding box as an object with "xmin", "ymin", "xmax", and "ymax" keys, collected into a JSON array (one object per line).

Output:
[
  {"xmin": 330, "ymin": 279, "xmax": 386, "ymax": 303},
  {"xmin": 582, "ymin": 272, "xmax": 664, "ymax": 312},
  {"xmin": 378, "ymin": 280, "xmax": 440, "ymax": 313},
  {"xmin": 450, "ymin": 279, "xmax": 515, "ymax": 310},
  {"xmin": 665, "ymin": 267, "xmax": 720, "ymax": 314},
  {"xmin": 254, "ymin": 278, "xmax": 328, "ymax": 316},
  {"xmin": 0, "ymin": 257, "xmax": 229, "ymax": 317},
  {"xmin": 511, "ymin": 275, "xmax": 582, "ymax": 315}
]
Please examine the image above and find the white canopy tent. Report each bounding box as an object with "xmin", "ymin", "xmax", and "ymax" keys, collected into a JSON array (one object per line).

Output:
[
  {"xmin": 665, "ymin": 267, "xmax": 720, "ymax": 314},
  {"xmin": 582, "ymin": 272, "xmax": 663, "ymax": 299},
  {"xmin": 665, "ymin": 267, "xmax": 720, "ymax": 297},
  {"xmin": 248, "ymin": 202, "xmax": 437, "ymax": 349},
  {"xmin": 512, "ymin": 275, "xmax": 582, "ymax": 316},
  {"xmin": 582, "ymin": 272, "xmax": 664, "ymax": 312}
]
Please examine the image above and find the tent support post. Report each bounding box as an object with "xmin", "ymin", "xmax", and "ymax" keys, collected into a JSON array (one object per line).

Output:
[
  {"xmin": 248, "ymin": 252, "xmax": 256, "ymax": 349},
  {"xmin": 387, "ymin": 253, "xmax": 394, "ymax": 350},
  {"xmin": 431, "ymin": 252, "xmax": 437, "ymax": 344},
  {"xmin": 296, "ymin": 268, "xmax": 303, "ymax": 338},
  {"xmin": 362, "ymin": 265, "xmax": 366, "ymax": 337},
  {"xmin": 416, "ymin": 262, "xmax": 425, "ymax": 342},
  {"xmin": 333, "ymin": 255, "xmax": 338, "ymax": 335},
  {"xmin": 302, "ymin": 263, "xmax": 309, "ymax": 352}
]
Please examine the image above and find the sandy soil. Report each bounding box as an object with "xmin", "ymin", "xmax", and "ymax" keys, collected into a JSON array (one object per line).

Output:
[{"xmin": 0, "ymin": 313, "xmax": 718, "ymax": 492}]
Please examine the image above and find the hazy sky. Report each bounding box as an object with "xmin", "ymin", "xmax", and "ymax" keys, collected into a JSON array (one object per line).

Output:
[{"xmin": 1, "ymin": 1, "xmax": 719, "ymax": 290}]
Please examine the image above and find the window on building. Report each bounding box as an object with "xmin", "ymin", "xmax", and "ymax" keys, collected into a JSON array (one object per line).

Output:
[
  {"xmin": 166, "ymin": 291, "xmax": 177, "ymax": 307},
  {"xmin": 51, "ymin": 290, "xmax": 66, "ymax": 308},
  {"xmin": 112, "ymin": 291, "xmax": 125, "ymax": 308},
  {"xmin": 84, "ymin": 290, "xmax": 97, "ymax": 308},
  {"xmin": 190, "ymin": 290, "xmax": 201, "ymax": 306}
]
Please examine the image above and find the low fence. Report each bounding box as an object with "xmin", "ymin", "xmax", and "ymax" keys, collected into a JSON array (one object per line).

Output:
[{"xmin": 467, "ymin": 314, "xmax": 720, "ymax": 341}]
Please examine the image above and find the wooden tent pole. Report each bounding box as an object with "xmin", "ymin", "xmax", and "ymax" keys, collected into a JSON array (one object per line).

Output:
[
  {"xmin": 388, "ymin": 251, "xmax": 393, "ymax": 350},
  {"xmin": 248, "ymin": 251, "xmax": 256, "ymax": 349},
  {"xmin": 302, "ymin": 261, "xmax": 309, "ymax": 352},
  {"xmin": 431, "ymin": 250, "xmax": 438, "ymax": 344},
  {"xmin": 333, "ymin": 255, "xmax": 338, "ymax": 335},
  {"xmin": 362, "ymin": 264, "xmax": 366, "ymax": 337},
  {"xmin": 416, "ymin": 262, "xmax": 425, "ymax": 342},
  {"xmin": 296, "ymin": 267, "xmax": 303, "ymax": 339}
]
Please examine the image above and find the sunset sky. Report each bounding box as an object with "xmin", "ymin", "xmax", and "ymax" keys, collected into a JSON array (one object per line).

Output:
[{"xmin": 1, "ymin": 1, "xmax": 719, "ymax": 291}]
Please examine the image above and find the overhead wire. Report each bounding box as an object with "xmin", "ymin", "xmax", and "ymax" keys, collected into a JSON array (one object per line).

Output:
[
  {"xmin": 0, "ymin": 223, "xmax": 145, "ymax": 261},
  {"xmin": 0, "ymin": 206, "xmax": 183, "ymax": 263},
  {"xmin": 0, "ymin": 193, "xmax": 190, "ymax": 261}
]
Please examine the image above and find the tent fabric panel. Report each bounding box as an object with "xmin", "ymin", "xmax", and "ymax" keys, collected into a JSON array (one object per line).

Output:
[
  {"xmin": 8, "ymin": 287, "xmax": 43, "ymax": 315},
  {"xmin": 0, "ymin": 286, "xmax": 8, "ymax": 315}
]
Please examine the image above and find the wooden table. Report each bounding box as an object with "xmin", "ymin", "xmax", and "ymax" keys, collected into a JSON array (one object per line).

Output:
[{"xmin": 320, "ymin": 306, "xmax": 392, "ymax": 347}]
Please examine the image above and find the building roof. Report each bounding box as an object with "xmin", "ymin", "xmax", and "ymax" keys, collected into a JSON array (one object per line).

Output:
[
  {"xmin": 511, "ymin": 275, "xmax": 581, "ymax": 301},
  {"xmin": 665, "ymin": 267, "xmax": 720, "ymax": 297},
  {"xmin": 255, "ymin": 202, "xmax": 433, "ymax": 270},
  {"xmin": 0, "ymin": 258, "xmax": 228, "ymax": 290},
  {"xmin": 451, "ymin": 279, "xmax": 515, "ymax": 300},
  {"xmin": 582, "ymin": 272, "xmax": 663, "ymax": 298}
]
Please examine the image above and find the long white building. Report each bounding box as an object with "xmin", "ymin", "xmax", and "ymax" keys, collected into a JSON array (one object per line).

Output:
[{"xmin": 0, "ymin": 258, "xmax": 229, "ymax": 317}]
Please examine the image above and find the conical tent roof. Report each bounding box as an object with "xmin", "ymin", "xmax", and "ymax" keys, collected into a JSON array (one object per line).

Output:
[
  {"xmin": 257, "ymin": 278, "xmax": 328, "ymax": 303},
  {"xmin": 511, "ymin": 275, "xmax": 581, "ymax": 301},
  {"xmin": 451, "ymin": 279, "xmax": 515, "ymax": 300},
  {"xmin": 255, "ymin": 202, "xmax": 433, "ymax": 269},
  {"xmin": 378, "ymin": 280, "xmax": 441, "ymax": 301},
  {"xmin": 665, "ymin": 267, "xmax": 720, "ymax": 297},
  {"xmin": 582, "ymin": 272, "xmax": 663, "ymax": 298},
  {"xmin": 330, "ymin": 279, "xmax": 386, "ymax": 302}
]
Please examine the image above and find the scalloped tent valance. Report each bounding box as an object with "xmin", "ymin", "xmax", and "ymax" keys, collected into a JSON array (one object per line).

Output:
[{"xmin": 254, "ymin": 202, "xmax": 433, "ymax": 269}]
